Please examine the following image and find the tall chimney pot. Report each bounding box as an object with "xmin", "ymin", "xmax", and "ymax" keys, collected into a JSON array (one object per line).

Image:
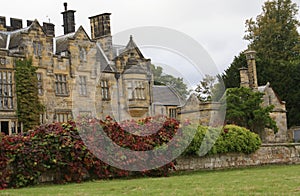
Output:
[{"xmin": 64, "ymin": 3, "xmax": 68, "ymax": 11}]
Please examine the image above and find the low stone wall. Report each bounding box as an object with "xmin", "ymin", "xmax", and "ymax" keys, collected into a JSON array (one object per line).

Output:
[{"xmin": 176, "ymin": 143, "xmax": 300, "ymax": 171}]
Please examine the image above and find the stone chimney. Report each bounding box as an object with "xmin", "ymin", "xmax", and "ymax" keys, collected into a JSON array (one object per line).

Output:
[
  {"xmin": 89, "ymin": 13, "xmax": 111, "ymax": 39},
  {"xmin": 244, "ymin": 50, "xmax": 258, "ymax": 90},
  {"xmin": 43, "ymin": 22, "xmax": 55, "ymax": 37},
  {"xmin": 10, "ymin": 18, "xmax": 23, "ymax": 30},
  {"xmin": 0, "ymin": 16, "xmax": 6, "ymax": 31},
  {"xmin": 89, "ymin": 13, "xmax": 113, "ymax": 60},
  {"xmin": 61, "ymin": 3, "xmax": 76, "ymax": 34},
  {"xmin": 27, "ymin": 20, "xmax": 33, "ymax": 26},
  {"xmin": 239, "ymin": 67, "xmax": 250, "ymax": 88}
]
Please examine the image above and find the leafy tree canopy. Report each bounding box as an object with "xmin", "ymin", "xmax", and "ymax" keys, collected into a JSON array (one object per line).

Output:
[
  {"xmin": 195, "ymin": 74, "xmax": 225, "ymax": 102},
  {"xmin": 150, "ymin": 64, "xmax": 190, "ymax": 99},
  {"xmin": 222, "ymin": 87, "xmax": 278, "ymax": 136}
]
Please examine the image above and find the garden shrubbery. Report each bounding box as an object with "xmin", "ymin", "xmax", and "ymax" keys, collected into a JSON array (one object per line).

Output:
[
  {"xmin": 0, "ymin": 116, "xmax": 179, "ymax": 189},
  {"xmin": 0, "ymin": 116, "xmax": 262, "ymax": 189},
  {"xmin": 183, "ymin": 124, "xmax": 262, "ymax": 156}
]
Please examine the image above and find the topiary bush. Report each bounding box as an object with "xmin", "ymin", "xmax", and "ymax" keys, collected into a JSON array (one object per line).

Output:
[{"xmin": 182, "ymin": 124, "xmax": 262, "ymax": 156}]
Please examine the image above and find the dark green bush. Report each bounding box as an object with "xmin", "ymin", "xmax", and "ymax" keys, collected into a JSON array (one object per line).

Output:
[{"xmin": 183, "ymin": 124, "xmax": 261, "ymax": 156}]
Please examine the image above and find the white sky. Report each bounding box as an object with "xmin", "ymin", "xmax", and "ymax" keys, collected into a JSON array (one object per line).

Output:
[{"xmin": 1, "ymin": 0, "xmax": 299, "ymax": 86}]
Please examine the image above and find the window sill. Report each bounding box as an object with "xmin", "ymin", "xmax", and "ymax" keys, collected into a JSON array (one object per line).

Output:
[
  {"xmin": 55, "ymin": 94, "xmax": 70, "ymax": 97},
  {"xmin": 0, "ymin": 109, "xmax": 15, "ymax": 111}
]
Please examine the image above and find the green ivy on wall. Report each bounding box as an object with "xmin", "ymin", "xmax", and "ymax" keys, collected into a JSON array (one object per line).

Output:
[{"xmin": 15, "ymin": 58, "xmax": 44, "ymax": 131}]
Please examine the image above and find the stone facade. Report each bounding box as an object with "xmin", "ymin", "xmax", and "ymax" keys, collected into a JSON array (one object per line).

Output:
[
  {"xmin": 0, "ymin": 3, "xmax": 183, "ymax": 135},
  {"xmin": 176, "ymin": 143, "xmax": 300, "ymax": 171}
]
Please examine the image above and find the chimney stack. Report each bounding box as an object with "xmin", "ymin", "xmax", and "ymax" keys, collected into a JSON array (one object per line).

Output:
[
  {"xmin": 27, "ymin": 20, "xmax": 33, "ymax": 26},
  {"xmin": 89, "ymin": 13, "xmax": 111, "ymax": 39},
  {"xmin": 61, "ymin": 3, "xmax": 76, "ymax": 34},
  {"xmin": 43, "ymin": 22, "xmax": 55, "ymax": 37},
  {"xmin": 0, "ymin": 17, "xmax": 6, "ymax": 31},
  {"xmin": 10, "ymin": 18, "xmax": 23, "ymax": 30},
  {"xmin": 0, "ymin": 17, "xmax": 6, "ymax": 27},
  {"xmin": 244, "ymin": 50, "xmax": 258, "ymax": 90},
  {"xmin": 239, "ymin": 67, "xmax": 250, "ymax": 88},
  {"xmin": 89, "ymin": 13, "xmax": 113, "ymax": 60}
]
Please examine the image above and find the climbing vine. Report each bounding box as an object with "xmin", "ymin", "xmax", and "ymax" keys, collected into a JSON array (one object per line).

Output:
[{"xmin": 15, "ymin": 58, "xmax": 44, "ymax": 131}]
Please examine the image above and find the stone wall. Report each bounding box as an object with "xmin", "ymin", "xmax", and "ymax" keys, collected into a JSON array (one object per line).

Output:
[{"xmin": 176, "ymin": 143, "xmax": 300, "ymax": 171}]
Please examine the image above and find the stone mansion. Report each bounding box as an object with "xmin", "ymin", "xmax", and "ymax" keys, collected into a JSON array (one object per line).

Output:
[
  {"xmin": 0, "ymin": 3, "xmax": 289, "ymax": 143},
  {"xmin": 0, "ymin": 3, "xmax": 184, "ymax": 135}
]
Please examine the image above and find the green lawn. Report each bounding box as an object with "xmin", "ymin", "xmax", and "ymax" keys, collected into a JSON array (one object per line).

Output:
[{"xmin": 1, "ymin": 165, "xmax": 300, "ymax": 195}]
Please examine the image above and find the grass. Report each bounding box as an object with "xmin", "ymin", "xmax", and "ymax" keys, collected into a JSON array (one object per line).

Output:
[{"xmin": 1, "ymin": 164, "xmax": 300, "ymax": 195}]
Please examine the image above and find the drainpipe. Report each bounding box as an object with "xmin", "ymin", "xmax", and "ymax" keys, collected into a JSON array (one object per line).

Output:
[{"xmin": 115, "ymin": 72, "xmax": 121, "ymax": 121}]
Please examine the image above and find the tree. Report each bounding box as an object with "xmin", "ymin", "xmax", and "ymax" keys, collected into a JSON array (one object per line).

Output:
[
  {"xmin": 195, "ymin": 74, "xmax": 225, "ymax": 102},
  {"xmin": 223, "ymin": 0, "xmax": 300, "ymax": 127},
  {"xmin": 222, "ymin": 52, "xmax": 247, "ymax": 88},
  {"xmin": 223, "ymin": 87, "xmax": 278, "ymax": 137},
  {"xmin": 150, "ymin": 64, "xmax": 190, "ymax": 98},
  {"xmin": 244, "ymin": 0, "xmax": 300, "ymax": 63},
  {"xmin": 15, "ymin": 59, "xmax": 44, "ymax": 131}
]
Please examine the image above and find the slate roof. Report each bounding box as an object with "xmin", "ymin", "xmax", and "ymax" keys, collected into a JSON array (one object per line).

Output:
[
  {"xmin": 0, "ymin": 33, "xmax": 8, "ymax": 49},
  {"xmin": 55, "ymin": 32, "xmax": 75, "ymax": 53},
  {"xmin": 0, "ymin": 26, "xmax": 31, "ymax": 49},
  {"xmin": 153, "ymin": 85, "xmax": 186, "ymax": 106}
]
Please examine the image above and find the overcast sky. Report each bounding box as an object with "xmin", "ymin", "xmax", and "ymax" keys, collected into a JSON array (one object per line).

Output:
[{"xmin": 1, "ymin": 0, "xmax": 299, "ymax": 86}]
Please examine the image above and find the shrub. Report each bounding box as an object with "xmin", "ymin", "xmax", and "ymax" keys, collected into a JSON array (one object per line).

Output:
[
  {"xmin": 183, "ymin": 124, "xmax": 261, "ymax": 156},
  {"xmin": 0, "ymin": 116, "xmax": 179, "ymax": 189}
]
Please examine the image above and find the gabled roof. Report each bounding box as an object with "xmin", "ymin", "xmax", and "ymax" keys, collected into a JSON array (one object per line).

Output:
[
  {"xmin": 120, "ymin": 35, "xmax": 144, "ymax": 59},
  {"xmin": 153, "ymin": 85, "xmax": 186, "ymax": 106},
  {"xmin": 73, "ymin": 26, "xmax": 92, "ymax": 42},
  {"xmin": 55, "ymin": 26, "xmax": 91, "ymax": 54},
  {"xmin": 258, "ymin": 82, "xmax": 285, "ymax": 105},
  {"xmin": 55, "ymin": 32, "xmax": 75, "ymax": 53}
]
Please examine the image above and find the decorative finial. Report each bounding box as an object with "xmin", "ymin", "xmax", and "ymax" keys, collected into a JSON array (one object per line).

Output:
[{"xmin": 130, "ymin": 35, "xmax": 133, "ymax": 40}]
